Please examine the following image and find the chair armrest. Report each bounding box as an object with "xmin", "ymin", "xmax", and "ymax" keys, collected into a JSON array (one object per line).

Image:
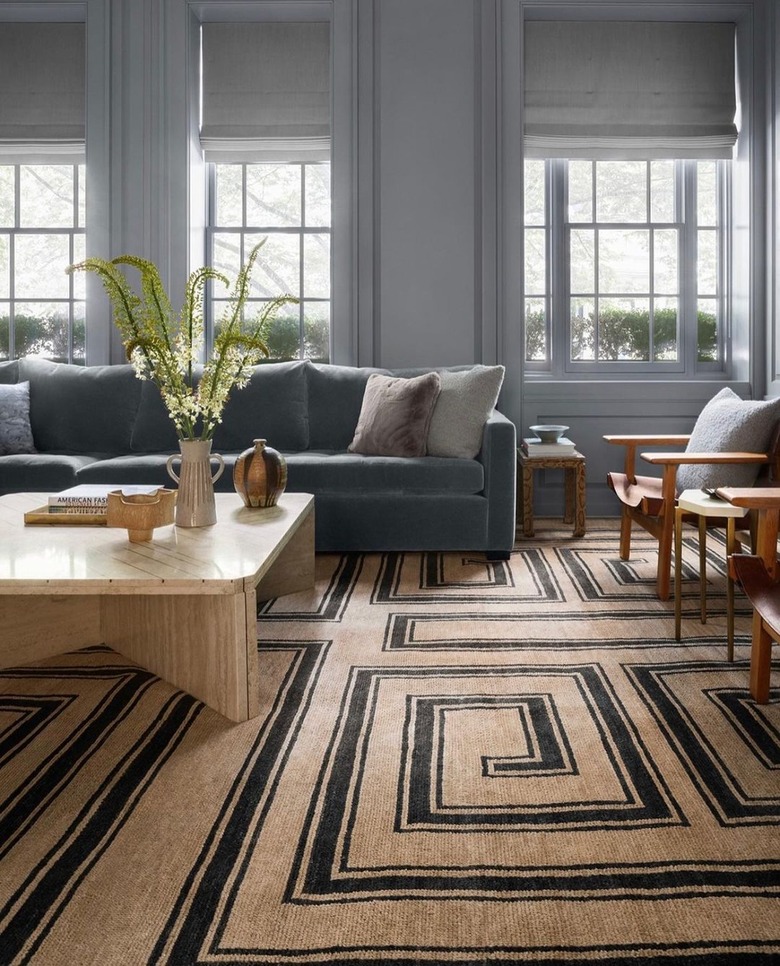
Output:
[
  {"xmin": 642, "ymin": 451, "xmax": 769, "ymax": 466},
  {"xmin": 479, "ymin": 410, "xmax": 516, "ymax": 553},
  {"xmin": 716, "ymin": 485, "xmax": 780, "ymax": 509},
  {"xmin": 604, "ymin": 434, "xmax": 690, "ymax": 447}
]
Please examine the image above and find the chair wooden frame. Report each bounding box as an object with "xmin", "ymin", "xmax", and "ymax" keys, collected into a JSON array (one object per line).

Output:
[
  {"xmin": 720, "ymin": 487, "xmax": 780, "ymax": 704},
  {"xmin": 604, "ymin": 434, "xmax": 774, "ymax": 600}
]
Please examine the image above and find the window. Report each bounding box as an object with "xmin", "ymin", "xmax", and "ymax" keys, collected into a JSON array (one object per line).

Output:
[
  {"xmin": 524, "ymin": 158, "xmax": 726, "ymax": 377},
  {"xmin": 207, "ymin": 161, "xmax": 331, "ymax": 362},
  {"xmin": 0, "ymin": 164, "xmax": 86, "ymax": 363}
]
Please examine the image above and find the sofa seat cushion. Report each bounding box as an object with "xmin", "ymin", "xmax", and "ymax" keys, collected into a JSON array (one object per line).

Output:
[
  {"xmin": 19, "ymin": 359, "xmax": 143, "ymax": 454},
  {"xmin": 76, "ymin": 454, "xmax": 182, "ymax": 488},
  {"xmin": 285, "ymin": 451, "xmax": 484, "ymax": 494},
  {"xmin": 0, "ymin": 453, "xmax": 101, "ymax": 494}
]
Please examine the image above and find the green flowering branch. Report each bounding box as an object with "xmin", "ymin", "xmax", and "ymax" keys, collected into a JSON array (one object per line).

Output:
[{"xmin": 67, "ymin": 240, "xmax": 297, "ymax": 441}]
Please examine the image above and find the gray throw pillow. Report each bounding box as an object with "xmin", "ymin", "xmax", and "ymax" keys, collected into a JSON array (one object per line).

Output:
[
  {"xmin": 427, "ymin": 365, "xmax": 505, "ymax": 459},
  {"xmin": 676, "ymin": 387, "xmax": 780, "ymax": 492},
  {"xmin": 0, "ymin": 381, "xmax": 36, "ymax": 455},
  {"xmin": 348, "ymin": 372, "xmax": 441, "ymax": 457}
]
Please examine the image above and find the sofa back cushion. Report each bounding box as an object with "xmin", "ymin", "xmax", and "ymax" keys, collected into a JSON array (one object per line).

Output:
[
  {"xmin": 0, "ymin": 360, "xmax": 19, "ymax": 384},
  {"xmin": 211, "ymin": 360, "xmax": 310, "ymax": 452},
  {"xmin": 130, "ymin": 371, "xmax": 202, "ymax": 453},
  {"xmin": 307, "ymin": 364, "xmax": 391, "ymax": 450},
  {"xmin": 19, "ymin": 358, "xmax": 142, "ymax": 454}
]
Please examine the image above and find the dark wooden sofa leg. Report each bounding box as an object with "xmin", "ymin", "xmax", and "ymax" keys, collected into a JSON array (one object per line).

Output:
[{"xmin": 486, "ymin": 551, "xmax": 511, "ymax": 561}]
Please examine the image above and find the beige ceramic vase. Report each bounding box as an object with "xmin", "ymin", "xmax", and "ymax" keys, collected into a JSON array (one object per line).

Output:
[
  {"xmin": 166, "ymin": 438, "xmax": 225, "ymax": 527},
  {"xmin": 233, "ymin": 438, "xmax": 287, "ymax": 508}
]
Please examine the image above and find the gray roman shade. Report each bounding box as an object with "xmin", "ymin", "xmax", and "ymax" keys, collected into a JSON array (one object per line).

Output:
[
  {"xmin": 0, "ymin": 23, "xmax": 85, "ymax": 163},
  {"xmin": 201, "ymin": 22, "xmax": 330, "ymax": 162},
  {"xmin": 524, "ymin": 21, "xmax": 738, "ymax": 159}
]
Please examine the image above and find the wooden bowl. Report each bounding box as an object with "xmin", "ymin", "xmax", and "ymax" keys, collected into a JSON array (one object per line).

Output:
[{"xmin": 106, "ymin": 488, "xmax": 177, "ymax": 543}]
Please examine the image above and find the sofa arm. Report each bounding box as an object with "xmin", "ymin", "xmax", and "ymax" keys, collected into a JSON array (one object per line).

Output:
[{"xmin": 479, "ymin": 410, "xmax": 517, "ymax": 552}]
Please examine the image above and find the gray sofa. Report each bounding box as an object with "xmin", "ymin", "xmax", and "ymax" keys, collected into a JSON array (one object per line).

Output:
[{"xmin": 0, "ymin": 357, "xmax": 516, "ymax": 556}]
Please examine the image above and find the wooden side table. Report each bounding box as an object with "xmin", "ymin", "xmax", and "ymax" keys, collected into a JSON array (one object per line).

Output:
[
  {"xmin": 674, "ymin": 489, "xmax": 748, "ymax": 660},
  {"xmin": 517, "ymin": 450, "xmax": 586, "ymax": 538}
]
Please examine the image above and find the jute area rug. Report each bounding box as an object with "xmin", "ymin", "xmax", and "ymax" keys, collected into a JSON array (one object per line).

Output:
[{"xmin": 1, "ymin": 520, "xmax": 778, "ymax": 965}]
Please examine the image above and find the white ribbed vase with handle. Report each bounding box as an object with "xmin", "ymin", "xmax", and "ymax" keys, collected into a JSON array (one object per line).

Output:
[{"xmin": 166, "ymin": 439, "xmax": 225, "ymax": 527}]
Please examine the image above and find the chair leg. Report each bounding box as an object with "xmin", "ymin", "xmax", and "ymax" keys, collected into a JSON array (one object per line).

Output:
[
  {"xmin": 750, "ymin": 611, "xmax": 773, "ymax": 704},
  {"xmin": 619, "ymin": 507, "xmax": 632, "ymax": 560},
  {"xmin": 656, "ymin": 511, "xmax": 674, "ymax": 601}
]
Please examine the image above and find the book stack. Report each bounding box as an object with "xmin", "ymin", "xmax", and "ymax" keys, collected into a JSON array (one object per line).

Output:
[
  {"xmin": 521, "ymin": 436, "xmax": 578, "ymax": 458},
  {"xmin": 48, "ymin": 484, "xmax": 160, "ymax": 514}
]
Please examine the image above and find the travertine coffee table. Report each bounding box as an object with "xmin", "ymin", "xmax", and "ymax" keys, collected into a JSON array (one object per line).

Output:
[{"xmin": 0, "ymin": 492, "xmax": 314, "ymax": 721}]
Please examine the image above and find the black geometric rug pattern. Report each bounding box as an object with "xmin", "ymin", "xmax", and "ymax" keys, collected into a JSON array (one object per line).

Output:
[{"xmin": 0, "ymin": 520, "xmax": 778, "ymax": 964}]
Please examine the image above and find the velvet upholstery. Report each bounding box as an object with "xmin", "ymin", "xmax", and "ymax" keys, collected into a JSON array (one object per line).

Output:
[
  {"xmin": 19, "ymin": 358, "xmax": 142, "ymax": 454},
  {"xmin": 0, "ymin": 361, "xmax": 516, "ymax": 555}
]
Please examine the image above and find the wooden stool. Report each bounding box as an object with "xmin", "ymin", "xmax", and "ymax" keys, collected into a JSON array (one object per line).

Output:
[{"xmin": 517, "ymin": 450, "xmax": 586, "ymax": 538}]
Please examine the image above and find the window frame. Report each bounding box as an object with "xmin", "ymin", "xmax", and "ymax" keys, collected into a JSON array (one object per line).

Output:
[
  {"xmin": 523, "ymin": 157, "xmax": 730, "ymax": 380},
  {"xmin": 1, "ymin": 162, "xmax": 86, "ymax": 364},
  {"xmin": 204, "ymin": 159, "xmax": 332, "ymax": 362}
]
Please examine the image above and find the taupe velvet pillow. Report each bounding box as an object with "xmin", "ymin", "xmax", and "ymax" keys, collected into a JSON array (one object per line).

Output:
[{"xmin": 348, "ymin": 372, "xmax": 441, "ymax": 457}]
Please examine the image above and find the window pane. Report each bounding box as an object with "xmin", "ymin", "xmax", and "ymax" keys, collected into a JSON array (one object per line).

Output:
[
  {"xmin": 215, "ymin": 165, "xmax": 243, "ymax": 226},
  {"xmin": 0, "ymin": 304, "xmax": 8, "ymax": 359},
  {"xmin": 653, "ymin": 298, "xmax": 678, "ymax": 361},
  {"xmin": 256, "ymin": 303, "xmax": 300, "ymax": 360},
  {"xmin": 72, "ymin": 234, "xmax": 86, "ymax": 299},
  {"xmin": 78, "ymin": 165, "xmax": 86, "ymax": 229},
  {"xmin": 304, "ymin": 301, "xmax": 330, "ymax": 362},
  {"xmin": 654, "ymin": 229, "xmax": 678, "ymax": 293},
  {"xmin": 20, "ymin": 166, "xmax": 74, "ymax": 228},
  {"xmin": 598, "ymin": 229, "xmax": 649, "ymax": 294},
  {"xmin": 0, "ymin": 234, "xmax": 8, "ymax": 298},
  {"xmin": 14, "ymin": 303, "xmax": 69, "ymax": 360},
  {"xmin": 697, "ymin": 161, "xmax": 717, "ymax": 227},
  {"xmin": 212, "ymin": 233, "xmax": 242, "ymax": 293},
  {"xmin": 570, "ymin": 229, "xmax": 594, "ymax": 293},
  {"xmin": 15, "ymin": 234, "xmax": 70, "ymax": 298},
  {"xmin": 303, "ymin": 234, "xmax": 330, "ymax": 298},
  {"xmin": 698, "ymin": 299, "xmax": 718, "ymax": 362},
  {"xmin": 570, "ymin": 298, "xmax": 595, "ymax": 360},
  {"xmin": 597, "ymin": 298, "xmax": 651, "ymax": 360},
  {"xmin": 73, "ymin": 301, "xmax": 86, "ymax": 362},
  {"xmin": 524, "ymin": 228, "xmax": 545, "ymax": 293},
  {"xmin": 244, "ymin": 232, "xmax": 300, "ymax": 296},
  {"xmin": 246, "ymin": 164, "xmax": 301, "ymax": 227},
  {"xmin": 0, "ymin": 167, "xmax": 13, "ymax": 227},
  {"xmin": 524, "ymin": 298, "xmax": 547, "ymax": 361},
  {"xmin": 697, "ymin": 229, "xmax": 717, "ymax": 294},
  {"xmin": 650, "ymin": 161, "xmax": 675, "ymax": 222},
  {"xmin": 524, "ymin": 160, "xmax": 546, "ymax": 224},
  {"xmin": 596, "ymin": 161, "xmax": 647, "ymax": 223},
  {"xmin": 568, "ymin": 161, "xmax": 592, "ymax": 222},
  {"xmin": 304, "ymin": 164, "xmax": 330, "ymax": 227}
]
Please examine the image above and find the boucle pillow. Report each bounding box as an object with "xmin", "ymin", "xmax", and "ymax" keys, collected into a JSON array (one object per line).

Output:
[
  {"xmin": 0, "ymin": 381, "xmax": 36, "ymax": 455},
  {"xmin": 427, "ymin": 365, "xmax": 505, "ymax": 459},
  {"xmin": 348, "ymin": 372, "xmax": 441, "ymax": 457},
  {"xmin": 676, "ymin": 387, "xmax": 780, "ymax": 492}
]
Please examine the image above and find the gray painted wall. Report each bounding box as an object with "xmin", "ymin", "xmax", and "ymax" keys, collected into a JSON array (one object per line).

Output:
[{"xmin": 7, "ymin": 0, "xmax": 776, "ymax": 520}]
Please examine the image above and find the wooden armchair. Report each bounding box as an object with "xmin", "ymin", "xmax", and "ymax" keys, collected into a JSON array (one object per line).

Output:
[
  {"xmin": 604, "ymin": 434, "xmax": 777, "ymax": 600},
  {"xmin": 721, "ymin": 487, "xmax": 780, "ymax": 703}
]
